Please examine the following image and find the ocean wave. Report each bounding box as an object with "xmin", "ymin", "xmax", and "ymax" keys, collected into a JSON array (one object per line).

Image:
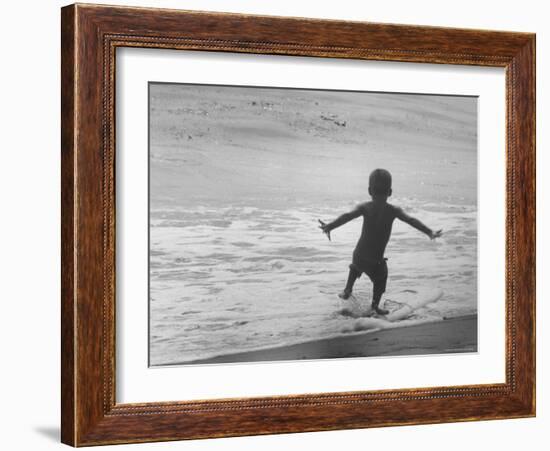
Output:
[{"xmin": 149, "ymin": 203, "xmax": 477, "ymax": 365}]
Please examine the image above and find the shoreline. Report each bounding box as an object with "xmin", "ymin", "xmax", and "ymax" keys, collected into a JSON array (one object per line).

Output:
[{"xmin": 162, "ymin": 314, "xmax": 477, "ymax": 366}]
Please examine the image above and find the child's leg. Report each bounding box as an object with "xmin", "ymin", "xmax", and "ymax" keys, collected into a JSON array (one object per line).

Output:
[
  {"xmin": 339, "ymin": 266, "xmax": 361, "ymax": 299},
  {"xmin": 370, "ymin": 260, "xmax": 389, "ymax": 315},
  {"xmin": 371, "ymin": 287, "xmax": 388, "ymax": 315}
]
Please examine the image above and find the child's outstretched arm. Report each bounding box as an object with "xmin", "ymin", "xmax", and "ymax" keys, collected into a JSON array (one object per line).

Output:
[
  {"xmin": 318, "ymin": 207, "xmax": 362, "ymax": 241},
  {"xmin": 395, "ymin": 207, "xmax": 442, "ymax": 240}
]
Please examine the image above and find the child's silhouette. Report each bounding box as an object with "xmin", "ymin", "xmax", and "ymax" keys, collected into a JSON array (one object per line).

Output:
[{"xmin": 319, "ymin": 169, "xmax": 442, "ymax": 315}]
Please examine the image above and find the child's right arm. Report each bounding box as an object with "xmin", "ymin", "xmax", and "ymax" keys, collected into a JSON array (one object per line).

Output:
[
  {"xmin": 318, "ymin": 207, "xmax": 363, "ymax": 241},
  {"xmin": 395, "ymin": 207, "xmax": 442, "ymax": 240}
]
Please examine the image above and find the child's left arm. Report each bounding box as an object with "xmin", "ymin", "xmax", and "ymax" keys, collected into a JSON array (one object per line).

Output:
[
  {"xmin": 395, "ymin": 207, "xmax": 442, "ymax": 240},
  {"xmin": 318, "ymin": 207, "xmax": 363, "ymax": 241}
]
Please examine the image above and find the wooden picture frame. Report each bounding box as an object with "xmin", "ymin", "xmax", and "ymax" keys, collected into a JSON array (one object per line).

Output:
[{"xmin": 61, "ymin": 3, "xmax": 535, "ymax": 446}]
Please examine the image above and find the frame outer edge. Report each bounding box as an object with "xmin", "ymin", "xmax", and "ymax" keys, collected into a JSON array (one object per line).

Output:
[
  {"xmin": 513, "ymin": 35, "xmax": 536, "ymax": 415},
  {"xmin": 61, "ymin": 4, "xmax": 77, "ymax": 447},
  {"xmin": 531, "ymin": 35, "xmax": 536, "ymax": 416}
]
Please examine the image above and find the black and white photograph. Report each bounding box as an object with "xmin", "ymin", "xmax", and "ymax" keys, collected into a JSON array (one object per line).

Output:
[{"xmin": 148, "ymin": 83, "xmax": 478, "ymax": 366}]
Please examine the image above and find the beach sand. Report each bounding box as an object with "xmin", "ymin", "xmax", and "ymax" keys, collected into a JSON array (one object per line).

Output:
[{"xmin": 175, "ymin": 315, "xmax": 477, "ymax": 365}]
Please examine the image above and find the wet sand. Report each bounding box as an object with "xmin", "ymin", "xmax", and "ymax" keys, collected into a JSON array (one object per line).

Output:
[{"xmin": 175, "ymin": 315, "xmax": 477, "ymax": 365}]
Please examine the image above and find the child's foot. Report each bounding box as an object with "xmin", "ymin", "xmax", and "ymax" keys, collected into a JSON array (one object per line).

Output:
[
  {"xmin": 372, "ymin": 305, "xmax": 389, "ymax": 315},
  {"xmin": 338, "ymin": 290, "xmax": 352, "ymax": 300}
]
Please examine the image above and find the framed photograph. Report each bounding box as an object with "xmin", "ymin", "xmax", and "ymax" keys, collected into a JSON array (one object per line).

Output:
[{"xmin": 61, "ymin": 3, "xmax": 535, "ymax": 446}]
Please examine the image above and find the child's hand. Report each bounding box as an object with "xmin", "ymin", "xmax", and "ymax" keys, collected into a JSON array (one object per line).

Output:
[
  {"xmin": 430, "ymin": 229, "xmax": 443, "ymax": 240},
  {"xmin": 318, "ymin": 219, "xmax": 331, "ymax": 241}
]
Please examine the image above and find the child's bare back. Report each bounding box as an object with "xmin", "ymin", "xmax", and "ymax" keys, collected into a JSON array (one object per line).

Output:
[{"xmin": 353, "ymin": 200, "xmax": 398, "ymax": 263}]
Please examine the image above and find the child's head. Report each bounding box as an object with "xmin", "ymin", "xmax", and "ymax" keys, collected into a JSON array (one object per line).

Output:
[{"xmin": 368, "ymin": 168, "xmax": 392, "ymax": 199}]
